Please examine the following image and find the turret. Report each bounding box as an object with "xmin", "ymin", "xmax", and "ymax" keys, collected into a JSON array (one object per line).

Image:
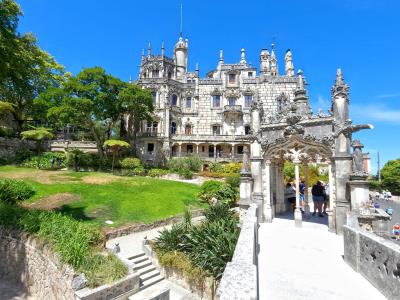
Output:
[
  {"xmin": 260, "ymin": 49, "xmax": 270, "ymax": 76},
  {"xmin": 285, "ymin": 49, "xmax": 294, "ymax": 77},
  {"xmin": 174, "ymin": 34, "xmax": 188, "ymax": 79},
  {"xmin": 147, "ymin": 42, "xmax": 151, "ymax": 57},
  {"xmin": 332, "ymin": 68, "xmax": 349, "ymax": 124},
  {"xmin": 293, "ymin": 70, "xmax": 311, "ymax": 117},
  {"xmin": 240, "ymin": 48, "xmax": 246, "ymax": 64},
  {"xmin": 270, "ymin": 44, "xmax": 278, "ymax": 77}
]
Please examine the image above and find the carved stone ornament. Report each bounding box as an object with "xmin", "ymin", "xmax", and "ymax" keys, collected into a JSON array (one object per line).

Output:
[
  {"xmin": 225, "ymin": 88, "xmax": 241, "ymax": 98},
  {"xmin": 283, "ymin": 124, "xmax": 304, "ymax": 136},
  {"xmin": 211, "ymin": 88, "xmax": 221, "ymax": 96}
]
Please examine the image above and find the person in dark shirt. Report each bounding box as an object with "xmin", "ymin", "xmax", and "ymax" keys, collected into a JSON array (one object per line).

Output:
[{"xmin": 311, "ymin": 181, "xmax": 325, "ymax": 217}]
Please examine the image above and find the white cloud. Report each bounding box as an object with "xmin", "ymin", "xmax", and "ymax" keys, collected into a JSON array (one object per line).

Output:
[
  {"xmin": 351, "ymin": 104, "xmax": 400, "ymax": 124},
  {"xmin": 376, "ymin": 92, "xmax": 400, "ymax": 99},
  {"xmin": 315, "ymin": 95, "xmax": 331, "ymax": 109}
]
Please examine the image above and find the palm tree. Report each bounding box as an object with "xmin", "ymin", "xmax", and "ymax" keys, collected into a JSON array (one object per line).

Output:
[{"xmin": 103, "ymin": 139, "xmax": 130, "ymax": 172}]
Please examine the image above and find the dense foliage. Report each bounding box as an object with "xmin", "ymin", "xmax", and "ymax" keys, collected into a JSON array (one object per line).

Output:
[
  {"xmin": 198, "ymin": 180, "xmax": 237, "ymax": 206},
  {"xmin": 20, "ymin": 151, "xmax": 66, "ymax": 169},
  {"xmin": 381, "ymin": 159, "xmax": 400, "ymax": 195},
  {"xmin": 154, "ymin": 203, "xmax": 239, "ymax": 281},
  {"xmin": 167, "ymin": 156, "xmax": 203, "ymax": 173},
  {"xmin": 0, "ymin": 203, "xmax": 127, "ymax": 287},
  {"xmin": 0, "ymin": 179, "xmax": 35, "ymax": 204}
]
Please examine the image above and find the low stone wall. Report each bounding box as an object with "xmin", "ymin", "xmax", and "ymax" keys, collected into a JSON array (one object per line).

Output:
[
  {"xmin": 0, "ymin": 229, "xmax": 76, "ymax": 300},
  {"xmin": 49, "ymin": 140, "xmax": 98, "ymax": 153},
  {"xmin": 216, "ymin": 204, "xmax": 258, "ymax": 300},
  {"xmin": 343, "ymin": 225, "xmax": 400, "ymax": 300},
  {"xmin": 75, "ymin": 273, "xmax": 140, "ymax": 300}
]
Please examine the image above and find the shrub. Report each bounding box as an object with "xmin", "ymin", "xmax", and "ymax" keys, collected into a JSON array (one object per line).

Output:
[
  {"xmin": 120, "ymin": 157, "xmax": 141, "ymax": 169},
  {"xmin": 198, "ymin": 180, "xmax": 225, "ymax": 203},
  {"xmin": 20, "ymin": 152, "xmax": 66, "ymax": 169},
  {"xmin": 222, "ymin": 162, "xmax": 242, "ymax": 174},
  {"xmin": 0, "ymin": 179, "xmax": 35, "ymax": 205},
  {"xmin": 213, "ymin": 184, "xmax": 237, "ymax": 206},
  {"xmin": 167, "ymin": 156, "xmax": 203, "ymax": 173},
  {"xmin": 179, "ymin": 169, "xmax": 193, "ymax": 179},
  {"xmin": 147, "ymin": 168, "xmax": 170, "ymax": 177},
  {"xmin": 208, "ymin": 162, "xmax": 225, "ymax": 173},
  {"xmin": 204, "ymin": 203, "xmax": 235, "ymax": 223},
  {"xmin": 154, "ymin": 223, "xmax": 188, "ymax": 254},
  {"xmin": 15, "ymin": 148, "xmax": 35, "ymax": 163},
  {"xmin": 225, "ymin": 173, "xmax": 240, "ymax": 189},
  {"xmin": 198, "ymin": 171, "xmax": 226, "ymax": 178}
]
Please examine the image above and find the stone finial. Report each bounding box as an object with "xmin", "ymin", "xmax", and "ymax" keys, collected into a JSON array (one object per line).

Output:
[
  {"xmin": 270, "ymin": 44, "xmax": 278, "ymax": 77},
  {"xmin": 219, "ymin": 49, "xmax": 224, "ymax": 63},
  {"xmin": 336, "ymin": 68, "xmax": 344, "ymax": 85},
  {"xmin": 351, "ymin": 139, "xmax": 365, "ymax": 174},
  {"xmin": 185, "ymin": 38, "xmax": 189, "ymax": 48},
  {"xmin": 260, "ymin": 49, "xmax": 270, "ymax": 75},
  {"xmin": 147, "ymin": 42, "xmax": 151, "ymax": 57},
  {"xmin": 285, "ymin": 49, "xmax": 294, "ymax": 77},
  {"xmin": 161, "ymin": 41, "xmax": 165, "ymax": 57},
  {"xmin": 332, "ymin": 68, "xmax": 349, "ymax": 100},
  {"xmin": 195, "ymin": 62, "xmax": 199, "ymax": 77},
  {"xmin": 240, "ymin": 48, "xmax": 246, "ymax": 64},
  {"xmin": 298, "ymin": 73, "xmax": 305, "ymax": 90}
]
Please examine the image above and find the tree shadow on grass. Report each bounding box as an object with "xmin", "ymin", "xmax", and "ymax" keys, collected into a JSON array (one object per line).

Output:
[{"xmin": 56, "ymin": 205, "xmax": 95, "ymax": 222}]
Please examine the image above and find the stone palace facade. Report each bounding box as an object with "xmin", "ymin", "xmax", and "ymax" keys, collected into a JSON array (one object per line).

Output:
[{"xmin": 136, "ymin": 34, "xmax": 301, "ymax": 164}]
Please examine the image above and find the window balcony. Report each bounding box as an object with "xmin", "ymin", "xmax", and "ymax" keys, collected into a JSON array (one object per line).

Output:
[{"xmin": 223, "ymin": 105, "xmax": 243, "ymax": 116}]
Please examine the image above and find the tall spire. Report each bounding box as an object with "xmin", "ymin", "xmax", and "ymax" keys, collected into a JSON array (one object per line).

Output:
[
  {"xmin": 161, "ymin": 41, "xmax": 165, "ymax": 57},
  {"xmin": 240, "ymin": 48, "xmax": 246, "ymax": 64},
  {"xmin": 147, "ymin": 42, "xmax": 151, "ymax": 57},
  {"xmin": 293, "ymin": 69, "xmax": 311, "ymax": 117},
  {"xmin": 219, "ymin": 49, "xmax": 224, "ymax": 64},
  {"xmin": 270, "ymin": 43, "xmax": 278, "ymax": 77},
  {"xmin": 141, "ymin": 48, "xmax": 145, "ymax": 62}
]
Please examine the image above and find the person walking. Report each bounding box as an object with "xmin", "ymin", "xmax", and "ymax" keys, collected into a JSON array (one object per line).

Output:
[
  {"xmin": 299, "ymin": 179, "xmax": 306, "ymax": 213},
  {"xmin": 323, "ymin": 182, "xmax": 329, "ymax": 215},
  {"xmin": 311, "ymin": 181, "xmax": 325, "ymax": 217},
  {"xmin": 285, "ymin": 182, "xmax": 296, "ymax": 212}
]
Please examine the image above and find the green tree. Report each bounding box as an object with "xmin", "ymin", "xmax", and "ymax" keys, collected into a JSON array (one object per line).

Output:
[
  {"xmin": 103, "ymin": 139, "xmax": 130, "ymax": 171},
  {"xmin": 42, "ymin": 67, "xmax": 127, "ymax": 157},
  {"xmin": 21, "ymin": 127, "xmax": 53, "ymax": 168},
  {"xmin": 118, "ymin": 84, "xmax": 154, "ymax": 155},
  {"xmin": 381, "ymin": 159, "xmax": 400, "ymax": 195},
  {"xmin": 0, "ymin": 0, "xmax": 65, "ymax": 134}
]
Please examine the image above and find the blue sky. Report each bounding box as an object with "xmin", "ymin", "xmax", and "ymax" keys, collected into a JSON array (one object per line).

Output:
[{"xmin": 17, "ymin": 0, "xmax": 400, "ymax": 173}]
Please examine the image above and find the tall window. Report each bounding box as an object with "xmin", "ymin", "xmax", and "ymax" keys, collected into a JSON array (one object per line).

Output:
[
  {"xmin": 185, "ymin": 124, "xmax": 192, "ymax": 135},
  {"xmin": 228, "ymin": 98, "xmax": 236, "ymax": 106},
  {"xmin": 152, "ymin": 70, "xmax": 159, "ymax": 78},
  {"xmin": 147, "ymin": 143, "xmax": 154, "ymax": 153},
  {"xmin": 171, "ymin": 94, "xmax": 178, "ymax": 106},
  {"xmin": 152, "ymin": 92, "xmax": 157, "ymax": 106},
  {"xmin": 212, "ymin": 95, "xmax": 221, "ymax": 107},
  {"xmin": 228, "ymin": 74, "xmax": 236, "ymax": 83},
  {"xmin": 171, "ymin": 122, "xmax": 177, "ymax": 134},
  {"xmin": 245, "ymin": 125, "xmax": 251, "ymax": 135},
  {"xmin": 212, "ymin": 125, "xmax": 221, "ymax": 135},
  {"xmin": 186, "ymin": 97, "xmax": 192, "ymax": 108},
  {"xmin": 245, "ymin": 95, "xmax": 253, "ymax": 107}
]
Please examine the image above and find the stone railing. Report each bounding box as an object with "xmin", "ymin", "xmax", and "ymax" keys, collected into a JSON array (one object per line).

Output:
[
  {"xmin": 223, "ymin": 105, "xmax": 243, "ymax": 115},
  {"xmin": 170, "ymin": 134, "xmax": 249, "ymax": 143},
  {"xmin": 216, "ymin": 204, "xmax": 258, "ymax": 300},
  {"xmin": 49, "ymin": 140, "xmax": 98, "ymax": 153},
  {"xmin": 343, "ymin": 224, "xmax": 400, "ymax": 300},
  {"xmin": 199, "ymin": 78, "xmax": 223, "ymax": 85}
]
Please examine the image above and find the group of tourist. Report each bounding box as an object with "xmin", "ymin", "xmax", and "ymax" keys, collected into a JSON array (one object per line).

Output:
[{"xmin": 285, "ymin": 180, "xmax": 329, "ymax": 217}]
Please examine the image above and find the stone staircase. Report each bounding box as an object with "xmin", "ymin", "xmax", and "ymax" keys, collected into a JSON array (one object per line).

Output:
[{"xmin": 127, "ymin": 252, "xmax": 167, "ymax": 300}]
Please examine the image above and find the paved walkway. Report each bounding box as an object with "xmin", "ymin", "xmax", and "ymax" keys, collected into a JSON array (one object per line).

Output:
[{"xmin": 258, "ymin": 213, "xmax": 387, "ymax": 300}]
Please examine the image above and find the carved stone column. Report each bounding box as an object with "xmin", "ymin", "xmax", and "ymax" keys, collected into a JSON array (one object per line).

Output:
[
  {"xmin": 303, "ymin": 163, "xmax": 310, "ymax": 217},
  {"xmin": 328, "ymin": 160, "xmax": 337, "ymax": 232},
  {"xmin": 262, "ymin": 159, "xmax": 273, "ymax": 222},
  {"xmin": 250, "ymin": 141, "xmax": 263, "ymax": 221},
  {"xmin": 294, "ymin": 159, "xmax": 302, "ymax": 227},
  {"xmin": 274, "ymin": 162, "xmax": 285, "ymax": 214}
]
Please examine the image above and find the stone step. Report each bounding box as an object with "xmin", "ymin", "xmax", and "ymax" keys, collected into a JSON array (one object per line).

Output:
[
  {"xmin": 130, "ymin": 255, "xmax": 149, "ymax": 265},
  {"xmin": 140, "ymin": 275, "xmax": 164, "ymax": 290},
  {"xmin": 127, "ymin": 252, "xmax": 146, "ymax": 261},
  {"xmin": 138, "ymin": 264, "xmax": 157, "ymax": 276},
  {"xmin": 133, "ymin": 259, "xmax": 152, "ymax": 271},
  {"xmin": 128, "ymin": 281, "xmax": 169, "ymax": 300},
  {"xmin": 140, "ymin": 269, "xmax": 160, "ymax": 282}
]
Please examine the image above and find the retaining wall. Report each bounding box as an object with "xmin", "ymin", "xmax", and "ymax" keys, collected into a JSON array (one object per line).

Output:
[{"xmin": 0, "ymin": 229, "xmax": 76, "ymax": 300}]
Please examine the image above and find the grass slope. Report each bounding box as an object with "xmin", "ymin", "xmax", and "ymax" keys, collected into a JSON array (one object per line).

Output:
[{"xmin": 0, "ymin": 166, "xmax": 202, "ymax": 227}]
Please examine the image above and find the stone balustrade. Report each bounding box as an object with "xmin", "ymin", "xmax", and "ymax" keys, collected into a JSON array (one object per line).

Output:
[
  {"xmin": 216, "ymin": 204, "xmax": 258, "ymax": 300},
  {"xmin": 223, "ymin": 105, "xmax": 243, "ymax": 116},
  {"xmin": 49, "ymin": 140, "xmax": 98, "ymax": 153},
  {"xmin": 343, "ymin": 224, "xmax": 400, "ymax": 300}
]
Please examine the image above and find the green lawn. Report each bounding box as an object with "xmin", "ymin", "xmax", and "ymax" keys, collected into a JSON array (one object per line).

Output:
[{"xmin": 0, "ymin": 166, "xmax": 203, "ymax": 228}]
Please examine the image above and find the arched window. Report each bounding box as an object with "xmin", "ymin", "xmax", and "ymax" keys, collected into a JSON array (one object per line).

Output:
[
  {"xmin": 171, "ymin": 94, "xmax": 178, "ymax": 106},
  {"xmin": 171, "ymin": 122, "xmax": 177, "ymax": 135},
  {"xmin": 152, "ymin": 69, "xmax": 159, "ymax": 78},
  {"xmin": 152, "ymin": 92, "xmax": 157, "ymax": 105}
]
